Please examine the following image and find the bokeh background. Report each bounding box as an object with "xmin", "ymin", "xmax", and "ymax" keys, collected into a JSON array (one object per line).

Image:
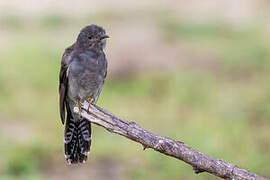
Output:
[{"xmin": 0, "ymin": 0, "xmax": 270, "ymax": 179}]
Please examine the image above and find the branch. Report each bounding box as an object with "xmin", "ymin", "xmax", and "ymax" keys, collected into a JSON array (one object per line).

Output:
[{"xmin": 74, "ymin": 103, "xmax": 268, "ymax": 180}]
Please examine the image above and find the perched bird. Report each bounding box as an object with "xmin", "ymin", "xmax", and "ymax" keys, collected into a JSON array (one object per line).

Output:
[{"xmin": 59, "ymin": 25, "xmax": 109, "ymax": 164}]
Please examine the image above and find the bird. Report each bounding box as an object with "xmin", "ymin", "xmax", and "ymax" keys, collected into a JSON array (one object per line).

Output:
[{"xmin": 59, "ymin": 24, "xmax": 109, "ymax": 164}]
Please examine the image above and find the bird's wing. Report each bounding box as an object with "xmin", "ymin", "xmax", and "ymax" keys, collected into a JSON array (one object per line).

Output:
[{"xmin": 59, "ymin": 44, "xmax": 74, "ymax": 124}]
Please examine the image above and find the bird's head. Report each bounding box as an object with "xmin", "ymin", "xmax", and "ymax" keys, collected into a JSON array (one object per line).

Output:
[{"xmin": 76, "ymin": 24, "xmax": 109, "ymax": 50}]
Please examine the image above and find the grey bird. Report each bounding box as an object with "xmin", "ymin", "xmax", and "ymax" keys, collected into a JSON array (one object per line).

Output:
[{"xmin": 59, "ymin": 25, "xmax": 109, "ymax": 164}]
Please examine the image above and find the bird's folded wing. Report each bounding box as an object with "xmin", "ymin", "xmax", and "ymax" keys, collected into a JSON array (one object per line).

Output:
[{"xmin": 59, "ymin": 44, "xmax": 74, "ymax": 124}]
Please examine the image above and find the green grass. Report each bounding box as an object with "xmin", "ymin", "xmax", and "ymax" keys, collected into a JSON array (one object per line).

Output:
[{"xmin": 0, "ymin": 14, "xmax": 269, "ymax": 179}]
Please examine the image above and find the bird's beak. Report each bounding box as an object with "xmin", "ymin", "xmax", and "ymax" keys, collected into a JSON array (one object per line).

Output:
[{"xmin": 99, "ymin": 35, "xmax": 110, "ymax": 40}]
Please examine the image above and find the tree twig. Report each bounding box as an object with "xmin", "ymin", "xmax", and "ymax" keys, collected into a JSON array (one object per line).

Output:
[{"xmin": 74, "ymin": 102, "xmax": 268, "ymax": 180}]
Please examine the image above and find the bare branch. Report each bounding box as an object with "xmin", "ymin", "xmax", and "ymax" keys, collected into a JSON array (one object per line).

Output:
[{"xmin": 74, "ymin": 103, "xmax": 268, "ymax": 180}]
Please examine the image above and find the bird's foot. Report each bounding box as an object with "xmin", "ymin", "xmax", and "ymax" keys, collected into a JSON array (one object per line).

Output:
[
  {"xmin": 76, "ymin": 101, "xmax": 83, "ymax": 116},
  {"xmin": 87, "ymin": 98, "xmax": 95, "ymax": 112}
]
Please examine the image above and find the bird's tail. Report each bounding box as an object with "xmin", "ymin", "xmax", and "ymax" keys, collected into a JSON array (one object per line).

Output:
[{"xmin": 64, "ymin": 114, "xmax": 91, "ymax": 164}]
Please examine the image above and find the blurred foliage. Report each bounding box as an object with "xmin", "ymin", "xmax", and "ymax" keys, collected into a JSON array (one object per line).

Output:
[
  {"xmin": 41, "ymin": 14, "xmax": 68, "ymax": 28},
  {"xmin": 160, "ymin": 20, "xmax": 270, "ymax": 71},
  {"xmin": 0, "ymin": 14, "xmax": 24, "ymax": 29},
  {"xmin": 0, "ymin": 11, "xmax": 269, "ymax": 180}
]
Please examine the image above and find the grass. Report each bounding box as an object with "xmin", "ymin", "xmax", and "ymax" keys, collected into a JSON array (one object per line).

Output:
[{"xmin": 0, "ymin": 13, "xmax": 269, "ymax": 179}]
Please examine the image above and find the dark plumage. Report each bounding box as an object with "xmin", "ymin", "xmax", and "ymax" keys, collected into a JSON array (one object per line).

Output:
[{"xmin": 59, "ymin": 25, "xmax": 109, "ymax": 164}]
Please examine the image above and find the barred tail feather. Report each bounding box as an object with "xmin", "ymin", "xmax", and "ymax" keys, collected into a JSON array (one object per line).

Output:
[{"xmin": 64, "ymin": 118, "xmax": 92, "ymax": 164}]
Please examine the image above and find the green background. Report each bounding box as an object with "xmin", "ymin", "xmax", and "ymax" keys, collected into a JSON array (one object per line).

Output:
[{"xmin": 0, "ymin": 1, "xmax": 269, "ymax": 179}]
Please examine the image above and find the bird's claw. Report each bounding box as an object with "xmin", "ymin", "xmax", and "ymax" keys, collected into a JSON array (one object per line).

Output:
[
  {"xmin": 87, "ymin": 98, "xmax": 95, "ymax": 112},
  {"xmin": 76, "ymin": 101, "xmax": 83, "ymax": 116}
]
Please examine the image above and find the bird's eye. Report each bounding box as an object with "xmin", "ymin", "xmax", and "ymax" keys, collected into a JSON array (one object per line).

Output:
[{"xmin": 88, "ymin": 36, "xmax": 93, "ymax": 40}]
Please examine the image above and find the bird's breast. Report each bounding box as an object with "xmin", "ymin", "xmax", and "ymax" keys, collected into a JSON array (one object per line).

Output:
[{"xmin": 67, "ymin": 52, "xmax": 106, "ymax": 101}]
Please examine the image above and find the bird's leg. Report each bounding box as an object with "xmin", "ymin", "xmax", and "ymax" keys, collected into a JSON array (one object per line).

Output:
[
  {"xmin": 76, "ymin": 100, "xmax": 83, "ymax": 116},
  {"xmin": 86, "ymin": 97, "xmax": 95, "ymax": 112}
]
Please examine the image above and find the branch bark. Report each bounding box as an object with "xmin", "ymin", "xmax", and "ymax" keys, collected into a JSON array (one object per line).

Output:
[{"xmin": 74, "ymin": 103, "xmax": 268, "ymax": 180}]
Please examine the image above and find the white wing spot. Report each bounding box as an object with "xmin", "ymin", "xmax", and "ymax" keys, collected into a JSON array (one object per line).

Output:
[{"xmin": 66, "ymin": 65, "xmax": 70, "ymax": 77}]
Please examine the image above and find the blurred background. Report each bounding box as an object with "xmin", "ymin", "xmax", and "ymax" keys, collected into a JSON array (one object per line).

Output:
[{"xmin": 0, "ymin": 0, "xmax": 270, "ymax": 179}]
